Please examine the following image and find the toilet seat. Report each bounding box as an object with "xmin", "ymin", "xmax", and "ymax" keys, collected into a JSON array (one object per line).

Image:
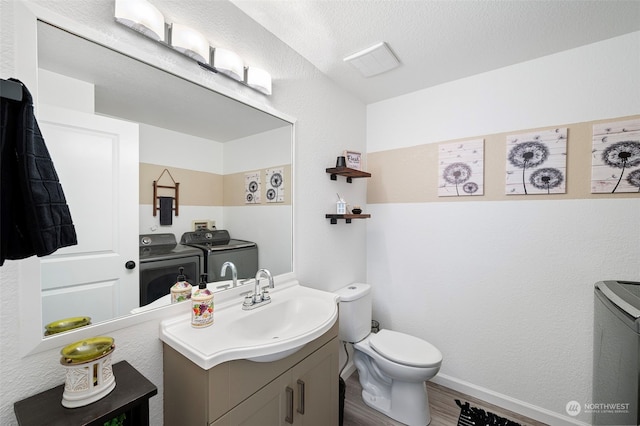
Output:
[{"xmin": 369, "ymin": 329, "xmax": 442, "ymax": 368}]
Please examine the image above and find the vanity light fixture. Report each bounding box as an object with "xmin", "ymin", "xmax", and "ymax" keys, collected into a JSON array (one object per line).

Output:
[
  {"xmin": 170, "ymin": 23, "xmax": 210, "ymax": 64},
  {"xmin": 212, "ymin": 48, "xmax": 244, "ymax": 82},
  {"xmin": 245, "ymin": 67, "xmax": 272, "ymax": 96},
  {"xmin": 114, "ymin": 0, "xmax": 166, "ymax": 42},
  {"xmin": 114, "ymin": 0, "xmax": 272, "ymax": 95}
]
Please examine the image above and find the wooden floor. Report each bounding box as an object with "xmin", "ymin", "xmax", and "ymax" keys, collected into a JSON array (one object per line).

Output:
[{"xmin": 343, "ymin": 372, "xmax": 548, "ymax": 426}]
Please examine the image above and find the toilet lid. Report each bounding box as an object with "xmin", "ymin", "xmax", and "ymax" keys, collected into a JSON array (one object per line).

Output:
[{"xmin": 369, "ymin": 329, "xmax": 442, "ymax": 368}]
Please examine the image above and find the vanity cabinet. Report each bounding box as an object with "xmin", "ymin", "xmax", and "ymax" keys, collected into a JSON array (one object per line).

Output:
[{"xmin": 163, "ymin": 322, "xmax": 339, "ymax": 426}]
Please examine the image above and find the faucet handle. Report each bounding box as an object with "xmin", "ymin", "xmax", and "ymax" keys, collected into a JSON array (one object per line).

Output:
[
  {"xmin": 243, "ymin": 294, "xmax": 254, "ymax": 307},
  {"xmin": 261, "ymin": 289, "xmax": 271, "ymax": 301}
]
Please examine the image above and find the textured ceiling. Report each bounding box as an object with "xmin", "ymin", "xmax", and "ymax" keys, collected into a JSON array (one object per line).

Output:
[{"xmin": 231, "ymin": 0, "xmax": 640, "ymax": 104}]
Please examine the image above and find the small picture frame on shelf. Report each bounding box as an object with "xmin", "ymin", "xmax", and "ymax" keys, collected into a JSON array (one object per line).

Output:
[{"xmin": 344, "ymin": 150, "xmax": 362, "ymax": 170}]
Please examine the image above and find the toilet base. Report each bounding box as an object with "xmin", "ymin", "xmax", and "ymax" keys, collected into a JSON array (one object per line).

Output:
[{"xmin": 360, "ymin": 380, "xmax": 431, "ymax": 426}]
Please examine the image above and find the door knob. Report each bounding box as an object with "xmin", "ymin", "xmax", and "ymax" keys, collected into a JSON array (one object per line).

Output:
[{"xmin": 125, "ymin": 260, "xmax": 136, "ymax": 270}]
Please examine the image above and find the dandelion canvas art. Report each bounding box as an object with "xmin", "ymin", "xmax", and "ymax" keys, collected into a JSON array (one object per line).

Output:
[
  {"xmin": 265, "ymin": 167, "xmax": 284, "ymax": 203},
  {"xmin": 591, "ymin": 118, "xmax": 640, "ymax": 193},
  {"xmin": 505, "ymin": 128, "xmax": 567, "ymax": 195},
  {"xmin": 438, "ymin": 139, "xmax": 484, "ymax": 197},
  {"xmin": 245, "ymin": 171, "xmax": 261, "ymax": 204}
]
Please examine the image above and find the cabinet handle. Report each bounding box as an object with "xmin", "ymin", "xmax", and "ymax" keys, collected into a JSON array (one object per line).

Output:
[
  {"xmin": 285, "ymin": 386, "xmax": 294, "ymax": 424},
  {"xmin": 297, "ymin": 379, "xmax": 305, "ymax": 415}
]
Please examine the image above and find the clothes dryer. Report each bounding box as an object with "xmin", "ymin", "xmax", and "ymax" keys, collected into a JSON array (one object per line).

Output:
[
  {"xmin": 181, "ymin": 230, "xmax": 258, "ymax": 282},
  {"xmin": 593, "ymin": 280, "xmax": 640, "ymax": 426}
]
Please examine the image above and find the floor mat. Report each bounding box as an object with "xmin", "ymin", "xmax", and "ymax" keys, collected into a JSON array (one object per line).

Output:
[{"xmin": 456, "ymin": 399, "xmax": 523, "ymax": 426}]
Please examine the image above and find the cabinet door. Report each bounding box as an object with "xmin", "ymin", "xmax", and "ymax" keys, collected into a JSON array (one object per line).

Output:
[
  {"xmin": 292, "ymin": 337, "xmax": 339, "ymax": 426},
  {"xmin": 211, "ymin": 373, "xmax": 291, "ymax": 426}
]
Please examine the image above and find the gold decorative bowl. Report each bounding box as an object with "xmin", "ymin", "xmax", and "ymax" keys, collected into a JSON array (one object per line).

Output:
[
  {"xmin": 61, "ymin": 336, "xmax": 115, "ymax": 364},
  {"xmin": 45, "ymin": 316, "xmax": 91, "ymax": 335}
]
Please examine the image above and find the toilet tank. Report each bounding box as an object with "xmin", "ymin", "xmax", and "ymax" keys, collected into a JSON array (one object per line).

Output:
[{"xmin": 336, "ymin": 283, "xmax": 372, "ymax": 343}]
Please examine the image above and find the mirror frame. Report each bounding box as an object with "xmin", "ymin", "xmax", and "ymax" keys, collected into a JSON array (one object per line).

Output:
[{"xmin": 15, "ymin": 1, "xmax": 297, "ymax": 356}]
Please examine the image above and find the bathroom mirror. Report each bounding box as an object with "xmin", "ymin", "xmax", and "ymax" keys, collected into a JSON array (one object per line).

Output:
[{"xmin": 32, "ymin": 21, "xmax": 293, "ymax": 337}]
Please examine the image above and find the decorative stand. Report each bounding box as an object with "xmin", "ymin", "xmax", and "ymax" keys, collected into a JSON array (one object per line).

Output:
[
  {"xmin": 14, "ymin": 361, "xmax": 157, "ymax": 426},
  {"xmin": 61, "ymin": 350, "xmax": 116, "ymax": 408}
]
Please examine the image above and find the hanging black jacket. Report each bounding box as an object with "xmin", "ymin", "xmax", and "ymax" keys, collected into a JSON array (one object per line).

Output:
[{"xmin": 1, "ymin": 78, "xmax": 77, "ymax": 265}]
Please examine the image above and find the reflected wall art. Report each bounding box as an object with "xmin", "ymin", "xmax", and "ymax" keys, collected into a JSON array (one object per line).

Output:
[
  {"xmin": 245, "ymin": 171, "xmax": 261, "ymax": 204},
  {"xmin": 265, "ymin": 167, "xmax": 284, "ymax": 203},
  {"xmin": 438, "ymin": 139, "xmax": 484, "ymax": 197},
  {"xmin": 505, "ymin": 128, "xmax": 567, "ymax": 195},
  {"xmin": 591, "ymin": 118, "xmax": 640, "ymax": 193}
]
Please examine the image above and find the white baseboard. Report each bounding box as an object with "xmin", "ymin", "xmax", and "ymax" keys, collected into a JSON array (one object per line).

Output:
[
  {"xmin": 431, "ymin": 373, "xmax": 590, "ymax": 426},
  {"xmin": 340, "ymin": 360, "xmax": 356, "ymax": 379}
]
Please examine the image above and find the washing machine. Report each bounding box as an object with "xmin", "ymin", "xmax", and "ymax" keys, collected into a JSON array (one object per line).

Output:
[
  {"xmin": 138, "ymin": 233, "xmax": 203, "ymax": 306},
  {"xmin": 180, "ymin": 230, "xmax": 258, "ymax": 282},
  {"xmin": 593, "ymin": 280, "xmax": 640, "ymax": 426}
]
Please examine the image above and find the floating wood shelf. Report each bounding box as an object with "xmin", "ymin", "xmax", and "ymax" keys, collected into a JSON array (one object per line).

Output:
[
  {"xmin": 325, "ymin": 213, "xmax": 371, "ymax": 224},
  {"xmin": 326, "ymin": 166, "xmax": 371, "ymax": 183}
]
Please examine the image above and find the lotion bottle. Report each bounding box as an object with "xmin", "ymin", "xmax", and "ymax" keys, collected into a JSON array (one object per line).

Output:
[
  {"xmin": 336, "ymin": 193, "xmax": 346, "ymax": 214},
  {"xmin": 191, "ymin": 274, "xmax": 214, "ymax": 328},
  {"xmin": 170, "ymin": 267, "xmax": 192, "ymax": 303}
]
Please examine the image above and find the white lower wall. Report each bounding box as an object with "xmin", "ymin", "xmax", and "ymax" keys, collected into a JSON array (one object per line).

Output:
[
  {"xmin": 367, "ymin": 199, "xmax": 639, "ymax": 425},
  {"xmin": 139, "ymin": 205, "xmax": 223, "ymax": 237},
  {"xmin": 366, "ymin": 32, "xmax": 640, "ymax": 425}
]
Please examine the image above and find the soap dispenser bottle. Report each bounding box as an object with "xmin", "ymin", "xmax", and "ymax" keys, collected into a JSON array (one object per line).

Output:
[
  {"xmin": 191, "ymin": 274, "xmax": 214, "ymax": 328},
  {"xmin": 170, "ymin": 267, "xmax": 192, "ymax": 303}
]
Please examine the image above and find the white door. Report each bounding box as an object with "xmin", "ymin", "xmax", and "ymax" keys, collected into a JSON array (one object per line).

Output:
[{"xmin": 37, "ymin": 105, "xmax": 139, "ymax": 327}]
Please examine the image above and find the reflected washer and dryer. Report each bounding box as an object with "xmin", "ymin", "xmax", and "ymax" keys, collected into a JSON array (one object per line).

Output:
[
  {"xmin": 138, "ymin": 233, "xmax": 203, "ymax": 307},
  {"xmin": 180, "ymin": 230, "xmax": 258, "ymax": 282},
  {"xmin": 593, "ymin": 280, "xmax": 640, "ymax": 426}
]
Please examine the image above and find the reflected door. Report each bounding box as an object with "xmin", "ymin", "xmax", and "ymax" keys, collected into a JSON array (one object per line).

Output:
[{"xmin": 38, "ymin": 105, "xmax": 139, "ymax": 327}]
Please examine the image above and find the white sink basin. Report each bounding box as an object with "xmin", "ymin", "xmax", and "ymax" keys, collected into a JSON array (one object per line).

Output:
[{"xmin": 160, "ymin": 280, "xmax": 339, "ymax": 370}]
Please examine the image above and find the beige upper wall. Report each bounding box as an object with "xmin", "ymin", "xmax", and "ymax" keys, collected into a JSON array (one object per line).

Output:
[
  {"xmin": 140, "ymin": 162, "xmax": 292, "ymax": 207},
  {"xmin": 223, "ymin": 164, "xmax": 292, "ymax": 206},
  {"xmin": 140, "ymin": 163, "xmax": 223, "ymax": 206},
  {"xmin": 367, "ymin": 114, "xmax": 640, "ymax": 204}
]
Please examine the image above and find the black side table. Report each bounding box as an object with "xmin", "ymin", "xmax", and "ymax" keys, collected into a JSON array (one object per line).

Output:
[{"xmin": 14, "ymin": 360, "xmax": 158, "ymax": 426}]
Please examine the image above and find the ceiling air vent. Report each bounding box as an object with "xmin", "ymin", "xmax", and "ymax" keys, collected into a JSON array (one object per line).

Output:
[{"xmin": 343, "ymin": 42, "xmax": 400, "ymax": 78}]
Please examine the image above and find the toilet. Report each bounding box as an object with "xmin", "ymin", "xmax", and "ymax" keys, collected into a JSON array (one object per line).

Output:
[{"xmin": 337, "ymin": 283, "xmax": 442, "ymax": 426}]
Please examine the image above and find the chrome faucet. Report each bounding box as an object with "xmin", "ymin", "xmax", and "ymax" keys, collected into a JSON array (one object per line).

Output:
[
  {"xmin": 243, "ymin": 268, "xmax": 274, "ymax": 310},
  {"xmin": 220, "ymin": 261, "xmax": 237, "ymax": 287}
]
